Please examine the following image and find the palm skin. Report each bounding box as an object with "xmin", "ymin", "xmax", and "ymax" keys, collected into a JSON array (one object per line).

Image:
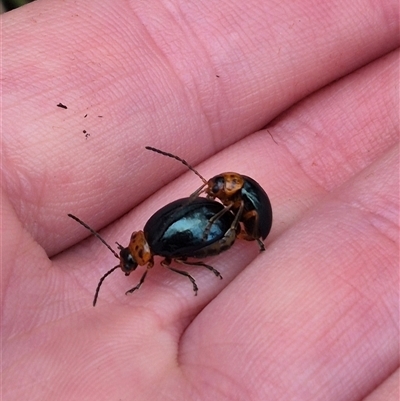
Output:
[{"xmin": 2, "ymin": 1, "xmax": 399, "ymax": 400}]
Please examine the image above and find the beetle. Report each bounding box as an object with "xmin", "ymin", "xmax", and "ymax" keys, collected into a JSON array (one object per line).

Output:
[
  {"xmin": 68, "ymin": 197, "xmax": 239, "ymax": 306},
  {"xmin": 145, "ymin": 146, "xmax": 273, "ymax": 251}
]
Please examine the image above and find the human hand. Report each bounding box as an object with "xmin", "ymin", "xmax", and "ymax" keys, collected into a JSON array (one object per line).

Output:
[{"xmin": 2, "ymin": 1, "xmax": 398, "ymax": 400}]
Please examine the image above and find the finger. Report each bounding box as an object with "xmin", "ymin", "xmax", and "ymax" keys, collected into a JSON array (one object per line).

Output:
[
  {"xmin": 2, "ymin": 0, "xmax": 398, "ymax": 255},
  {"xmin": 1, "ymin": 188, "xmax": 44, "ymax": 303},
  {"xmin": 182, "ymin": 145, "xmax": 399, "ymax": 400},
  {"xmin": 51, "ymin": 46, "xmax": 398, "ymax": 313},
  {"xmin": 363, "ymin": 370, "xmax": 400, "ymax": 401},
  {"xmin": 269, "ymin": 49, "xmax": 399, "ymax": 192},
  {"xmin": 263, "ymin": 49, "xmax": 399, "ymax": 235}
]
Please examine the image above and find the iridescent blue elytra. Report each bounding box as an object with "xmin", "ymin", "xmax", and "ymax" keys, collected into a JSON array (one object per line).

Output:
[{"xmin": 145, "ymin": 197, "xmax": 237, "ymax": 258}]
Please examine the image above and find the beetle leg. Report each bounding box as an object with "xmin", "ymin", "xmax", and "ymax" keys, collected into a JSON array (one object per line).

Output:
[
  {"xmin": 172, "ymin": 186, "xmax": 207, "ymax": 215},
  {"xmin": 256, "ymin": 238, "xmax": 266, "ymax": 252},
  {"xmin": 176, "ymin": 259, "xmax": 223, "ymax": 279},
  {"xmin": 125, "ymin": 269, "xmax": 149, "ymax": 295},
  {"xmin": 202, "ymin": 203, "xmax": 234, "ymax": 240},
  {"xmin": 190, "ymin": 183, "xmax": 207, "ymax": 199},
  {"xmin": 229, "ymin": 200, "xmax": 244, "ymax": 235},
  {"xmin": 208, "ymin": 200, "xmax": 244, "ymax": 242},
  {"xmin": 161, "ymin": 259, "xmax": 199, "ymax": 295},
  {"xmin": 238, "ymin": 210, "xmax": 265, "ymax": 252}
]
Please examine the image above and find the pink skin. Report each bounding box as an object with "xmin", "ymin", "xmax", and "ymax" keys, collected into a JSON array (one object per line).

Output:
[{"xmin": 2, "ymin": 1, "xmax": 399, "ymax": 400}]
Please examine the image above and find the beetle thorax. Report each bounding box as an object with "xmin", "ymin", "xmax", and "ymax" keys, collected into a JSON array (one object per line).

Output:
[{"xmin": 128, "ymin": 231, "xmax": 153, "ymax": 265}]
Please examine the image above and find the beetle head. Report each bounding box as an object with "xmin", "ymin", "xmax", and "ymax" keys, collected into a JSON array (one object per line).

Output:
[
  {"xmin": 208, "ymin": 173, "xmax": 245, "ymax": 202},
  {"xmin": 117, "ymin": 244, "xmax": 139, "ymax": 274}
]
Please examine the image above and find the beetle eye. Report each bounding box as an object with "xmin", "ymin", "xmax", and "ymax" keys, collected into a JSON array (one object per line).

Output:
[
  {"xmin": 119, "ymin": 247, "xmax": 138, "ymax": 273},
  {"xmin": 211, "ymin": 177, "xmax": 225, "ymax": 194}
]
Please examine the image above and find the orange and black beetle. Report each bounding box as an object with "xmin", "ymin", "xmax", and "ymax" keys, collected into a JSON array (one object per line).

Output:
[
  {"xmin": 146, "ymin": 146, "xmax": 272, "ymax": 251},
  {"xmin": 69, "ymin": 197, "xmax": 238, "ymax": 306}
]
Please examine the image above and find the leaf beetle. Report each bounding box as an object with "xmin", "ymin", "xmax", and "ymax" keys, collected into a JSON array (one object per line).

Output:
[
  {"xmin": 145, "ymin": 146, "xmax": 273, "ymax": 251},
  {"xmin": 68, "ymin": 197, "xmax": 239, "ymax": 306}
]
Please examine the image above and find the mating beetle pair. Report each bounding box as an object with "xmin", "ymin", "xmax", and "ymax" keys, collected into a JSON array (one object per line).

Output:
[
  {"xmin": 145, "ymin": 146, "xmax": 272, "ymax": 251},
  {"xmin": 69, "ymin": 147, "xmax": 272, "ymax": 305}
]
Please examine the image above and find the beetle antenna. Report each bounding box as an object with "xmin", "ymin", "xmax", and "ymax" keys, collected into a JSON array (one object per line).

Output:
[
  {"xmin": 93, "ymin": 265, "xmax": 120, "ymax": 306},
  {"xmin": 145, "ymin": 146, "xmax": 208, "ymax": 185},
  {"xmin": 68, "ymin": 214, "xmax": 120, "ymax": 260}
]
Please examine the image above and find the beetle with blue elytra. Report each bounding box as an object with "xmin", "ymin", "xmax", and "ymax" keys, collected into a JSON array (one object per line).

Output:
[{"xmin": 69, "ymin": 196, "xmax": 240, "ymax": 306}]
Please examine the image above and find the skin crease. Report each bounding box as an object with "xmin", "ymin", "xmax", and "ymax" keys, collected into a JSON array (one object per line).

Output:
[{"xmin": 1, "ymin": 0, "xmax": 399, "ymax": 400}]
